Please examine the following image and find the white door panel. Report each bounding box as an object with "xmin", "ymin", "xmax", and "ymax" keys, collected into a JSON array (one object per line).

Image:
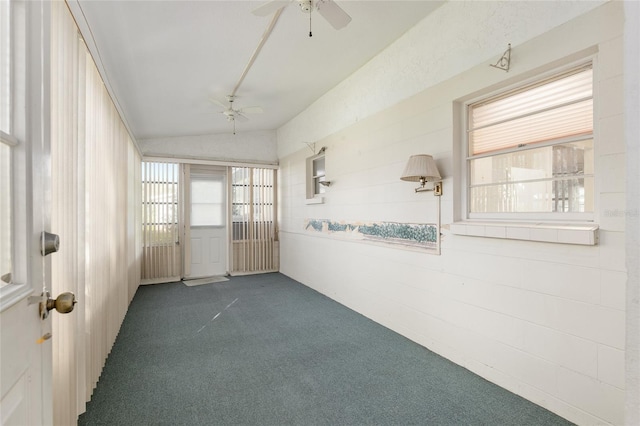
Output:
[
  {"xmin": 0, "ymin": 299, "xmax": 43, "ymax": 426},
  {"xmin": 185, "ymin": 169, "xmax": 227, "ymax": 278},
  {"xmin": 190, "ymin": 238, "xmax": 202, "ymax": 265},
  {"xmin": 209, "ymin": 237, "xmax": 221, "ymax": 263},
  {"xmin": 1, "ymin": 1, "xmax": 53, "ymax": 424},
  {"xmin": 189, "ymin": 229, "xmax": 225, "ymax": 277},
  {"xmin": 1, "ymin": 373, "xmax": 28, "ymax": 425}
]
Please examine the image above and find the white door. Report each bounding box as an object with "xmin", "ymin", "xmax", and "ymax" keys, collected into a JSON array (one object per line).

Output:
[
  {"xmin": 186, "ymin": 171, "xmax": 227, "ymax": 278},
  {"xmin": 0, "ymin": 1, "xmax": 60, "ymax": 424}
]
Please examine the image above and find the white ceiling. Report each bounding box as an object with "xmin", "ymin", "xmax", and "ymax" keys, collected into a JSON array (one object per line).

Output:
[{"xmin": 74, "ymin": 1, "xmax": 443, "ymax": 140}]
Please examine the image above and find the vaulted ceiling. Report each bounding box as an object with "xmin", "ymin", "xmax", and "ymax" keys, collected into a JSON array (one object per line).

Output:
[{"xmin": 71, "ymin": 0, "xmax": 443, "ymax": 140}]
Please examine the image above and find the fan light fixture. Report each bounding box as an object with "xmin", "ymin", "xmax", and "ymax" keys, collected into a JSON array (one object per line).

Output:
[
  {"xmin": 252, "ymin": 0, "xmax": 352, "ymax": 37},
  {"xmin": 400, "ymin": 154, "xmax": 443, "ymax": 195}
]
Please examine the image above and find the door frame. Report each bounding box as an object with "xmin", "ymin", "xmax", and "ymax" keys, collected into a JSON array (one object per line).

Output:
[{"xmin": 182, "ymin": 164, "xmax": 229, "ymax": 278}]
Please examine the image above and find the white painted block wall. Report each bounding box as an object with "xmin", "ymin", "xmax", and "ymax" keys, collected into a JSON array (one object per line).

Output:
[{"xmin": 277, "ymin": 2, "xmax": 629, "ymax": 424}]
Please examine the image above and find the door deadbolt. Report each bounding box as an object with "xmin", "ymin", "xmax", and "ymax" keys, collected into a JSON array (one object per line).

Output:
[{"xmin": 41, "ymin": 231, "xmax": 60, "ymax": 256}]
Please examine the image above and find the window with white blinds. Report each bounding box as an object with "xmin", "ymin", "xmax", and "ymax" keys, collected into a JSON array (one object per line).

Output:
[
  {"xmin": 467, "ymin": 64, "xmax": 594, "ymax": 217},
  {"xmin": 231, "ymin": 167, "xmax": 278, "ymax": 274},
  {"xmin": 141, "ymin": 161, "xmax": 180, "ymax": 279}
]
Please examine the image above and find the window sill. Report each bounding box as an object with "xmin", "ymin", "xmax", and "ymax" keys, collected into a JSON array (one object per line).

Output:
[
  {"xmin": 305, "ymin": 197, "xmax": 324, "ymax": 205},
  {"xmin": 449, "ymin": 221, "xmax": 598, "ymax": 245}
]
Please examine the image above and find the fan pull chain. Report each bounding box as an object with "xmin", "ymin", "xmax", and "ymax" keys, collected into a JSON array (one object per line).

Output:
[{"xmin": 309, "ymin": 11, "xmax": 312, "ymax": 37}]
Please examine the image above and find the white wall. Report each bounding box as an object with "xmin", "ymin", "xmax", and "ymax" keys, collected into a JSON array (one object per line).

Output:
[
  {"xmin": 278, "ymin": 1, "xmax": 630, "ymax": 424},
  {"xmin": 624, "ymin": 1, "xmax": 640, "ymax": 423},
  {"xmin": 139, "ymin": 130, "xmax": 278, "ymax": 164},
  {"xmin": 277, "ymin": 0, "xmax": 604, "ymax": 157}
]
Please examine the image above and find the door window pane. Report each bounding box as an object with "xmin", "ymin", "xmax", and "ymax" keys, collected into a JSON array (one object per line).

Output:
[{"xmin": 191, "ymin": 177, "xmax": 224, "ymax": 226}]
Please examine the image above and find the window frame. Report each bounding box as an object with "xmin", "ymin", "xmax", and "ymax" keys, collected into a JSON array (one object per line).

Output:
[
  {"xmin": 0, "ymin": 0, "xmax": 14, "ymax": 288},
  {"xmin": 461, "ymin": 60, "xmax": 596, "ymax": 224},
  {"xmin": 1, "ymin": 0, "xmax": 34, "ymax": 309},
  {"xmin": 141, "ymin": 161, "xmax": 180, "ymax": 247},
  {"xmin": 306, "ymin": 151, "xmax": 326, "ymax": 199},
  {"xmin": 231, "ymin": 167, "xmax": 275, "ymax": 242}
]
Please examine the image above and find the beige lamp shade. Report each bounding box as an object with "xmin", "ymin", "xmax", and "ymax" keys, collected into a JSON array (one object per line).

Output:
[{"xmin": 400, "ymin": 154, "xmax": 441, "ymax": 182}]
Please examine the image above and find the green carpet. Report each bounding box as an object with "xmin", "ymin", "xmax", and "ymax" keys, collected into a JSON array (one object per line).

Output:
[{"xmin": 78, "ymin": 273, "xmax": 573, "ymax": 425}]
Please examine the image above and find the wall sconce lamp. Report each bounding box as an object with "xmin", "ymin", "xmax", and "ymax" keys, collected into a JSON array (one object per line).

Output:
[{"xmin": 400, "ymin": 154, "xmax": 443, "ymax": 195}]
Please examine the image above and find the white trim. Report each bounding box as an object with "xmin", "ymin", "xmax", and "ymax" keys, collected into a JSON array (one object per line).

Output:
[
  {"xmin": 140, "ymin": 276, "xmax": 181, "ymax": 286},
  {"xmin": 0, "ymin": 283, "xmax": 31, "ymax": 313},
  {"xmin": 0, "ymin": 130, "xmax": 18, "ymax": 146},
  {"xmin": 143, "ymin": 155, "xmax": 278, "ymax": 169},
  {"xmin": 305, "ymin": 196, "xmax": 324, "ymax": 205},
  {"xmin": 468, "ymin": 211, "xmax": 594, "ymax": 222},
  {"xmin": 449, "ymin": 221, "xmax": 598, "ymax": 245},
  {"xmin": 306, "ymin": 151, "xmax": 326, "ymax": 199},
  {"xmin": 466, "ymin": 133, "xmax": 593, "ymax": 161}
]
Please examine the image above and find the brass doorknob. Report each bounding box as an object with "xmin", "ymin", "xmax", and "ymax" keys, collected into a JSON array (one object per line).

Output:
[{"xmin": 42, "ymin": 292, "xmax": 77, "ymax": 317}]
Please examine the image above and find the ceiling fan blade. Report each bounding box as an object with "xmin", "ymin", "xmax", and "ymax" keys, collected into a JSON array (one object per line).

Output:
[
  {"xmin": 235, "ymin": 112, "xmax": 250, "ymax": 122},
  {"xmin": 209, "ymin": 97, "xmax": 227, "ymax": 109},
  {"xmin": 239, "ymin": 106, "xmax": 264, "ymax": 114},
  {"xmin": 316, "ymin": 0, "xmax": 351, "ymax": 30},
  {"xmin": 252, "ymin": 0, "xmax": 290, "ymax": 17}
]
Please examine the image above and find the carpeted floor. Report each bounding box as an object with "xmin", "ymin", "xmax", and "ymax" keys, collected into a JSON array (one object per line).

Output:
[{"xmin": 78, "ymin": 273, "xmax": 573, "ymax": 426}]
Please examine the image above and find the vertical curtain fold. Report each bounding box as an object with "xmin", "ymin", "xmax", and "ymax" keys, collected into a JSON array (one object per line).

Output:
[
  {"xmin": 231, "ymin": 167, "xmax": 278, "ymax": 274},
  {"xmin": 50, "ymin": 2, "xmax": 142, "ymax": 423},
  {"xmin": 50, "ymin": 3, "xmax": 81, "ymax": 423},
  {"xmin": 141, "ymin": 161, "xmax": 180, "ymax": 281}
]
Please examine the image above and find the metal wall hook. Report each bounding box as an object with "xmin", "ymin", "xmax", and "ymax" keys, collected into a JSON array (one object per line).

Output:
[{"xmin": 490, "ymin": 43, "xmax": 511, "ymax": 72}]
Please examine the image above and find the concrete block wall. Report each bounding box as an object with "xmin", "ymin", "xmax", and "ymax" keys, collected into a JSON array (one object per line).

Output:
[{"xmin": 277, "ymin": 2, "xmax": 629, "ymax": 424}]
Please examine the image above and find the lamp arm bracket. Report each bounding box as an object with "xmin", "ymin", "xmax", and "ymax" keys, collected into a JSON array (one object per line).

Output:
[{"xmin": 415, "ymin": 182, "xmax": 443, "ymax": 196}]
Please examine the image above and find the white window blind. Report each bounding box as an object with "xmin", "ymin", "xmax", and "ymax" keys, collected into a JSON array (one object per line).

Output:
[
  {"xmin": 469, "ymin": 66, "xmax": 593, "ymax": 155},
  {"xmin": 141, "ymin": 161, "xmax": 180, "ymax": 280},
  {"xmin": 191, "ymin": 177, "xmax": 224, "ymax": 227},
  {"xmin": 467, "ymin": 64, "xmax": 594, "ymax": 216},
  {"xmin": 50, "ymin": 2, "xmax": 143, "ymax": 423},
  {"xmin": 231, "ymin": 167, "xmax": 278, "ymax": 274}
]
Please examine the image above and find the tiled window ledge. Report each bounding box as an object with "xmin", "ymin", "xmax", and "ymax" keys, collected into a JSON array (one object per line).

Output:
[
  {"xmin": 449, "ymin": 221, "xmax": 599, "ymax": 245},
  {"xmin": 305, "ymin": 197, "xmax": 324, "ymax": 205}
]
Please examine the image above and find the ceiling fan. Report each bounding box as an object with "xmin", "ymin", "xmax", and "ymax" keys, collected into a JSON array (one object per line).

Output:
[
  {"xmin": 210, "ymin": 95, "xmax": 263, "ymax": 134},
  {"xmin": 252, "ymin": 0, "xmax": 352, "ymax": 36}
]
